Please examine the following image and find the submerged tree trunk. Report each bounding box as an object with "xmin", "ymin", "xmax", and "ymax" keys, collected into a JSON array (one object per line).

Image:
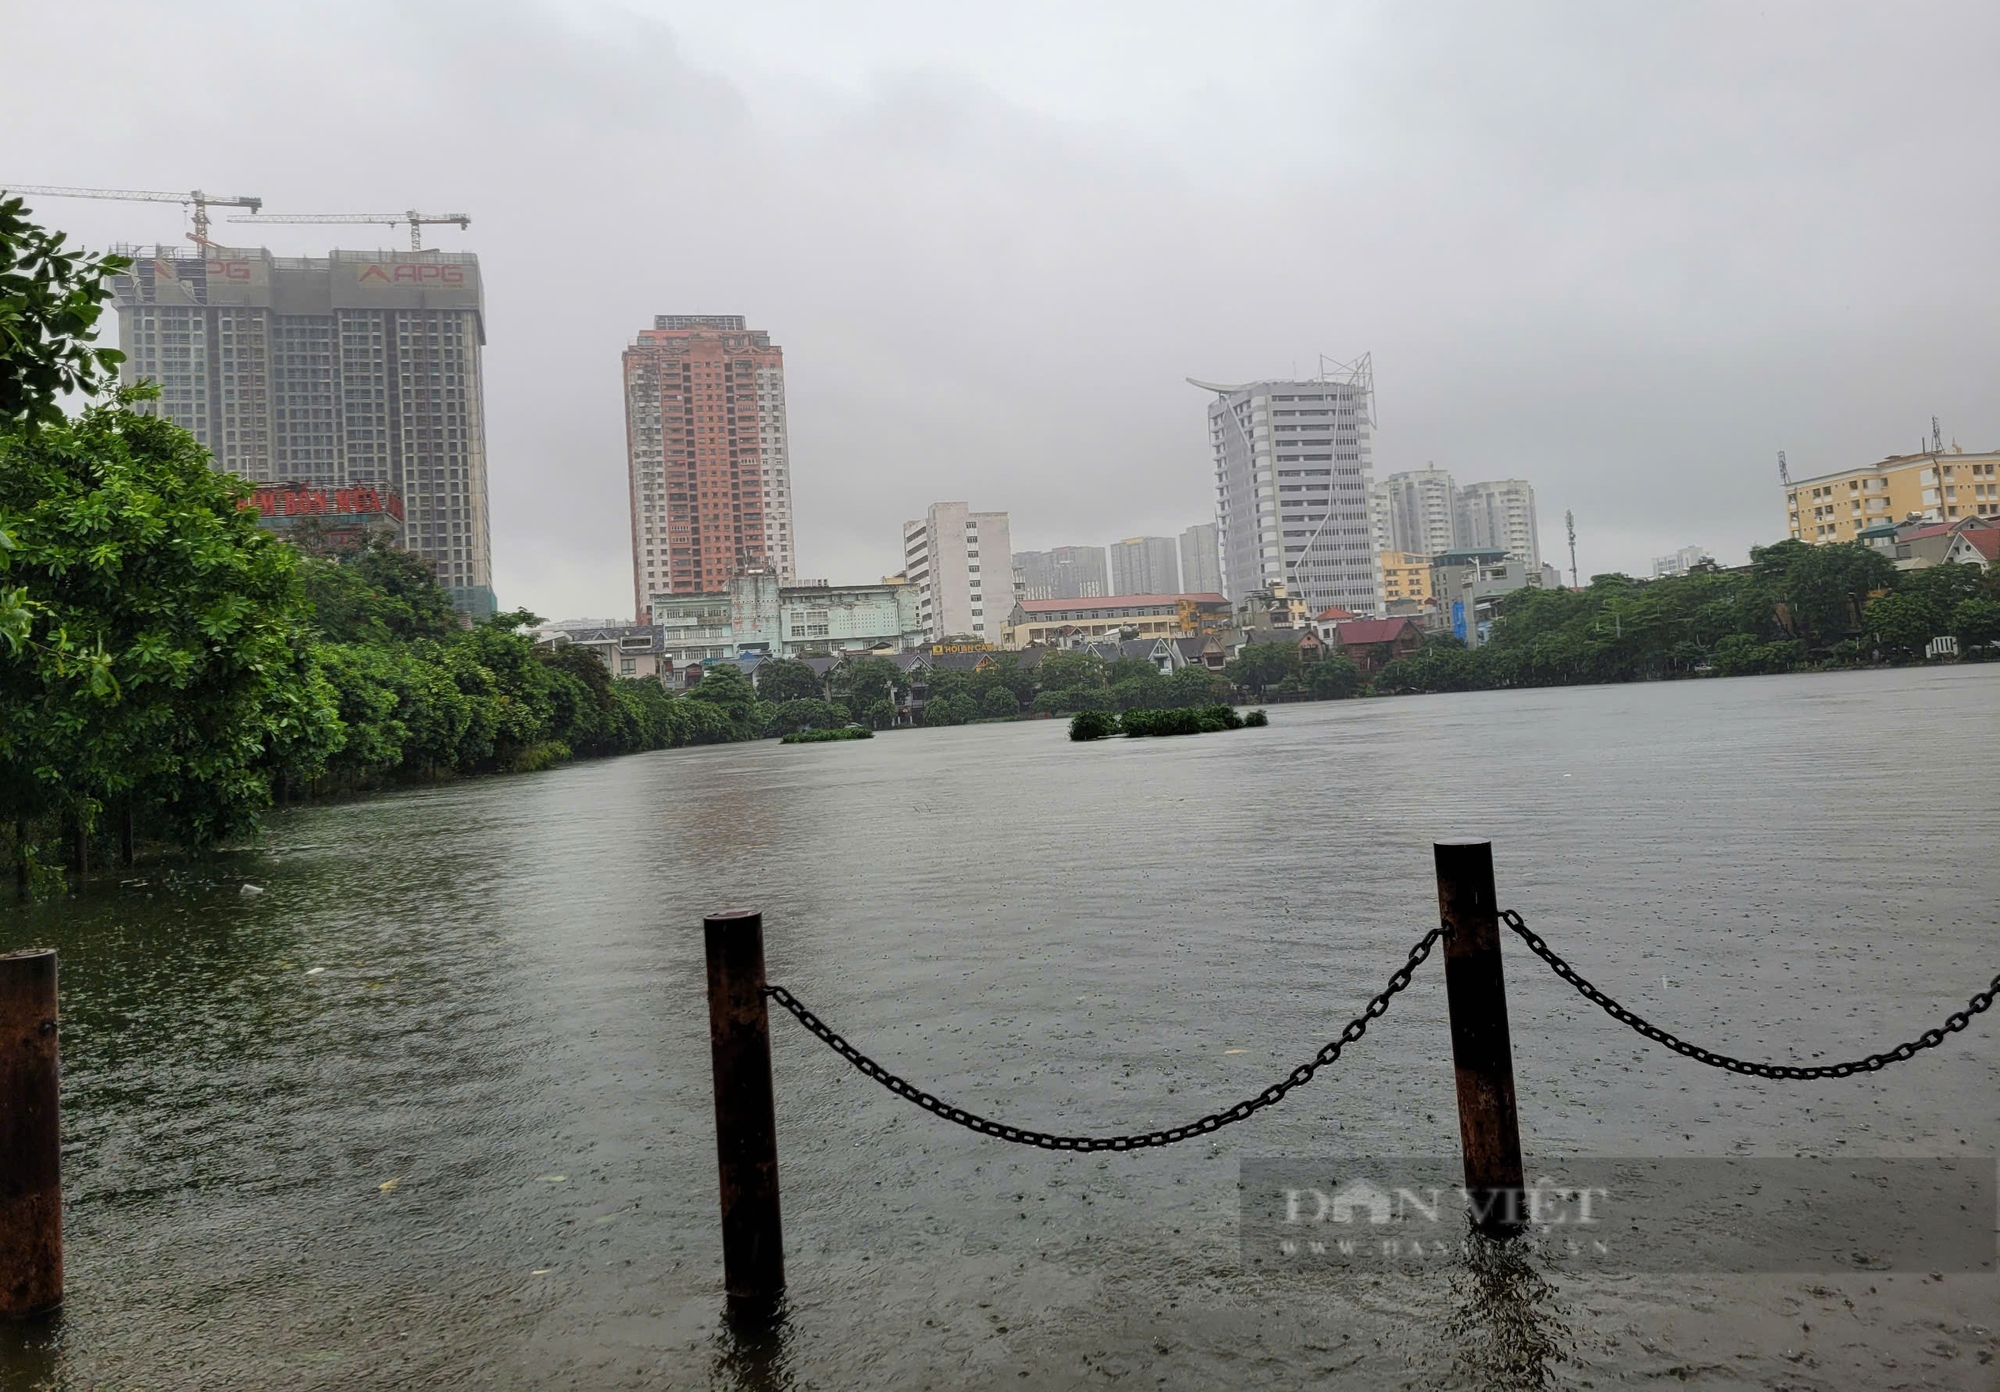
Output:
[{"xmin": 121, "ymin": 802, "xmax": 136, "ymax": 867}]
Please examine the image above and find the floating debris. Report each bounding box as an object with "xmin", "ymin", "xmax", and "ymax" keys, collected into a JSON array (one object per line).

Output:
[{"xmin": 240, "ymin": 883, "xmax": 264, "ymax": 896}]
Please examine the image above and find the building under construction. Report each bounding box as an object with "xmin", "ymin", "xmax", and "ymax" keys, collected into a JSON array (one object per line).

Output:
[{"xmin": 108, "ymin": 246, "xmax": 495, "ymax": 617}]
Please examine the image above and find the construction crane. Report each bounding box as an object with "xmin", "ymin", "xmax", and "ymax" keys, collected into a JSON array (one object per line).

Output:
[
  {"xmin": 228, "ymin": 210, "xmax": 470, "ymax": 251},
  {"xmin": 0, "ymin": 183, "xmax": 263, "ymax": 248}
]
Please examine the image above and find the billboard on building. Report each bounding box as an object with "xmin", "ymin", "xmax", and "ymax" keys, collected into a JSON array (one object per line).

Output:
[{"xmin": 331, "ymin": 257, "xmax": 482, "ymax": 312}]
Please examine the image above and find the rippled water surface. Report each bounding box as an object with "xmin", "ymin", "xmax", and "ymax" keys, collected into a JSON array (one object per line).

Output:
[{"xmin": 3, "ymin": 666, "xmax": 1996, "ymax": 1389}]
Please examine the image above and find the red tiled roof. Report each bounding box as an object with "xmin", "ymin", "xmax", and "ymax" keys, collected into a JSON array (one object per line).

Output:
[
  {"xmin": 1955, "ymin": 528, "xmax": 2000, "ymax": 560},
  {"xmin": 1333, "ymin": 617, "xmax": 1420, "ymax": 645},
  {"xmin": 1315, "ymin": 606, "xmax": 1358, "ymax": 621},
  {"xmin": 1016, "ymin": 593, "xmax": 1226, "ymax": 614}
]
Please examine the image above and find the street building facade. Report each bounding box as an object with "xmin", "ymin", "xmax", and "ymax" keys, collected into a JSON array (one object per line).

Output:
[
  {"xmin": 1379, "ymin": 550, "xmax": 1434, "ymax": 608},
  {"xmin": 1012, "ymin": 545, "xmax": 1109, "ymax": 600},
  {"xmin": 1431, "ymin": 547, "xmax": 1552, "ymax": 647},
  {"xmin": 902, "ymin": 502, "xmax": 1013, "ymax": 642},
  {"xmin": 1192, "ymin": 360, "xmax": 1381, "ymax": 615},
  {"xmin": 1003, "ymin": 593, "xmax": 1230, "ymax": 648},
  {"xmin": 623, "ymin": 316, "xmax": 795, "ymax": 619},
  {"xmin": 1108, "ymin": 535, "xmax": 1180, "ymax": 595},
  {"xmin": 1786, "ymin": 447, "xmax": 2000, "ymax": 544},
  {"xmin": 648, "ymin": 571, "xmax": 923, "ymax": 667},
  {"xmin": 111, "ymin": 244, "xmax": 495, "ymax": 616}
]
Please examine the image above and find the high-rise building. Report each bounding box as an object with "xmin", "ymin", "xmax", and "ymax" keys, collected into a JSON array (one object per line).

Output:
[
  {"xmin": 1375, "ymin": 467, "xmax": 1460, "ymax": 556},
  {"xmin": 110, "ymin": 244, "xmax": 495, "ymax": 616},
  {"xmin": 622, "ymin": 316, "xmax": 795, "ymax": 620},
  {"xmin": 1107, "ymin": 535, "xmax": 1180, "ymax": 596},
  {"xmin": 1179, "ymin": 522, "xmax": 1222, "ymax": 596},
  {"xmin": 902, "ymin": 503, "xmax": 1013, "ymax": 643},
  {"xmin": 1191, "ymin": 358, "xmax": 1380, "ymax": 615},
  {"xmin": 1012, "ymin": 545, "xmax": 1108, "ymax": 600},
  {"xmin": 1455, "ymin": 479, "xmax": 1541, "ymax": 569}
]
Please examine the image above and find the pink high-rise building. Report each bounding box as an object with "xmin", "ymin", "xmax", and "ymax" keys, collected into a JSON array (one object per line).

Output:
[{"xmin": 622, "ymin": 316, "xmax": 795, "ymax": 620}]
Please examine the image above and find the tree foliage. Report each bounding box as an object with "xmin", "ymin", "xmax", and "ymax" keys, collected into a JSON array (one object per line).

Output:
[{"xmin": 1, "ymin": 196, "xmax": 129, "ymax": 430}]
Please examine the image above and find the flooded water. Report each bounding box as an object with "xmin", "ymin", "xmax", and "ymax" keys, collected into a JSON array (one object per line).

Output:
[{"xmin": 3, "ymin": 665, "xmax": 1996, "ymax": 1389}]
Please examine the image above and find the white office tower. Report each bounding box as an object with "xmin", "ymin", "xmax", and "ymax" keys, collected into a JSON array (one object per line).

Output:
[
  {"xmin": 1456, "ymin": 479, "xmax": 1541, "ymax": 568},
  {"xmin": 901, "ymin": 502, "xmax": 1012, "ymax": 642},
  {"xmin": 1190, "ymin": 355, "xmax": 1381, "ymax": 615},
  {"xmin": 1179, "ymin": 522, "xmax": 1222, "ymax": 594},
  {"xmin": 1378, "ymin": 467, "xmax": 1461, "ymax": 555}
]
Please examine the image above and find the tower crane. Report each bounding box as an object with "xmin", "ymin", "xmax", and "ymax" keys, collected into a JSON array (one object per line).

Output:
[
  {"xmin": 0, "ymin": 184, "xmax": 263, "ymax": 248},
  {"xmin": 228, "ymin": 210, "xmax": 470, "ymax": 251}
]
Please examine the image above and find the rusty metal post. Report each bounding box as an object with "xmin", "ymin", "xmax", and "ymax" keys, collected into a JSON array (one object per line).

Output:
[
  {"xmin": 704, "ymin": 909, "xmax": 784, "ymax": 1306},
  {"xmin": 0, "ymin": 949, "xmax": 62, "ymax": 1318},
  {"xmin": 1434, "ymin": 839, "xmax": 1525, "ymax": 1236}
]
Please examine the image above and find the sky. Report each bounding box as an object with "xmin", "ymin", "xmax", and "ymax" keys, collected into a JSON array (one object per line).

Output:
[{"xmin": 7, "ymin": 0, "xmax": 1996, "ymax": 620}]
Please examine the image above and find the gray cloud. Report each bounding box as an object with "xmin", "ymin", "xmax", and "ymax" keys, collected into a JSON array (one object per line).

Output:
[{"xmin": 6, "ymin": 0, "xmax": 1993, "ymax": 615}]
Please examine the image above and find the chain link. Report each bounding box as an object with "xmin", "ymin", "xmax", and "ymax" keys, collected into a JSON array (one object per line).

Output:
[
  {"xmin": 1502, "ymin": 909, "xmax": 1999, "ymax": 1080},
  {"xmin": 762, "ymin": 926, "xmax": 1445, "ymax": 1151}
]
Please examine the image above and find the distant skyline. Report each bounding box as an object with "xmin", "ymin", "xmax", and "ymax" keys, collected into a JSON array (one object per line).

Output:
[{"xmin": 10, "ymin": 0, "xmax": 1997, "ymax": 619}]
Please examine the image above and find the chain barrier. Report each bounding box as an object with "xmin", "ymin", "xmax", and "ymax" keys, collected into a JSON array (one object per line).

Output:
[
  {"xmin": 1502, "ymin": 909, "xmax": 2000, "ymax": 1080},
  {"xmin": 762, "ymin": 925, "xmax": 1445, "ymax": 1151}
]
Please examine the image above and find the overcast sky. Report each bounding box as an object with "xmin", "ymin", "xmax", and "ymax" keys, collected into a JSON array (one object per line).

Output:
[{"xmin": 9, "ymin": 0, "xmax": 1996, "ymax": 618}]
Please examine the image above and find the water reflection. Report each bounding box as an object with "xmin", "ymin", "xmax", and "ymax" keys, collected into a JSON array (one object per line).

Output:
[
  {"xmin": 1423, "ymin": 1229, "xmax": 1574, "ymax": 1391},
  {"xmin": 710, "ymin": 1297, "xmax": 797, "ymax": 1392}
]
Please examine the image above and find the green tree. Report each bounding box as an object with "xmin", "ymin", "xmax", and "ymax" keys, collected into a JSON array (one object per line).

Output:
[
  {"xmin": 1951, "ymin": 597, "xmax": 2000, "ymax": 654},
  {"xmin": 1224, "ymin": 641, "xmax": 1300, "ymax": 697},
  {"xmin": 685, "ymin": 662, "xmax": 760, "ymax": 735},
  {"xmin": 1107, "ymin": 671, "xmax": 1168, "ymax": 711},
  {"xmin": 763, "ymin": 697, "xmax": 847, "ymax": 735},
  {"xmin": 1161, "ymin": 665, "xmax": 1224, "ymax": 707},
  {"xmin": 1861, "ymin": 589, "xmax": 1945, "ymax": 660},
  {"xmin": 0, "ymin": 395, "xmax": 341, "ymax": 852},
  {"xmin": 1, "ymin": 195, "xmax": 129, "ymax": 431},
  {"xmin": 969, "ymin": 652, "xmax": 1036, "ymax": 704},
  {"xmin": 754, "ymin": 657, "xmax": 825, "ymax": 703},
  {"xmin": 1036, "ymin": 650, "xmax": 1105, "ymax": 693},
  {"xmin": 1301, "ymin": 653, "xmax": 1362, "ymax": 699},
  {"xmin": 924, "ymin": 691, "xmax": 977, "ymax": 726},
  {"xmin": 923, "ymin": 666, "xmax": 971, "ymax": 702},
  {"xmin": 834, "ymin": 655, "xmax": 908, "ymax": 711},
  {"xmin": 978, "ymin": 686, "xmax": 1021, "ymax": 720}
]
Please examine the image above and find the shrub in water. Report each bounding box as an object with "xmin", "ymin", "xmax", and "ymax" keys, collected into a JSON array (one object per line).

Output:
[
  {"xmin": 1243, "ymin": 709, "xmax": 1269, "ymax": 727},
  {"xmin": 1069, "ymin": 710, "xmax": 1119, "ymax": 741},
  {"xmin": 781, "ymin": 726, "xmax": 874, "ymax": 744}
]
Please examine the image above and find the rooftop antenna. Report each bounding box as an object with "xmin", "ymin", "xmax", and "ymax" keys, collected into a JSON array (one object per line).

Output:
[
  {"xmin": 1932, "ymin": 415, "xmax": 1944, "ymax": 455},
  {"xmin": 1564, "ymin": 509, "xmax": 1578, "ymax": 588},
  {"xmin": 1777, "ymin": 449, "xmax": 1791, "ymax": 488}
]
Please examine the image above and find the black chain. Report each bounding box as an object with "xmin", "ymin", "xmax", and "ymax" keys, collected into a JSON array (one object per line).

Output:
[
  {"xmin": 762, "ymin": 926, "xmax": 1445, "ymax": 1151},
  {"xmin": 1502, "ymin": 909, "xmax": 2000, "ymax": 1080}
]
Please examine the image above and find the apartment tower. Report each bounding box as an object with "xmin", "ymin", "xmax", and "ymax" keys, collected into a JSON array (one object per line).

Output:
[
  {"xmin": 623, "ymin": 316, "xmax": 795, "ymax": 620},
  {"xmin": 1108, "ymin": 536, "xmax": 1181, "ymax": 596},
  {"xmin": 1191, "ymin": 357, "xmax": 1381, "ymax": 615},
  {"xmin": 1178, "ymin": 523, "xmax": 1223, "ymax": 596},
  {"xmin": 1012, "ymin": 545, "xmax": 1108, "ymax": 601},
  {"xmin": 1376, "ymin": 467, "xmax": 1461, "ymax": 556},
  {"xmin": 111, "ymin": 245, "xmax": 495, "ymax": 616},
  {"xmin": 902, "ymin": 503, "xmax": 1012, "ymax": 643},
  {"xmin": 1456, "ymin": 478, "xmax": 1541, "ymax": 569}
]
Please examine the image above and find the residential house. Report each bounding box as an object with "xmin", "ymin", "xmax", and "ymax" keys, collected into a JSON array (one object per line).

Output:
[{"xmin": 1331, "ymin": 617, "xmax": 1424, "ymax": 674}]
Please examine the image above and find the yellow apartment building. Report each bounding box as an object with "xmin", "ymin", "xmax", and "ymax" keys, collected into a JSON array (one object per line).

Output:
[
  {"xmin": 1787, "ymin": 448, "xmax": 2000, "ymax": 544},
  {"xmin": 1379, "ymin": 551, "xmax": 1434, "ymax": 605}
]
